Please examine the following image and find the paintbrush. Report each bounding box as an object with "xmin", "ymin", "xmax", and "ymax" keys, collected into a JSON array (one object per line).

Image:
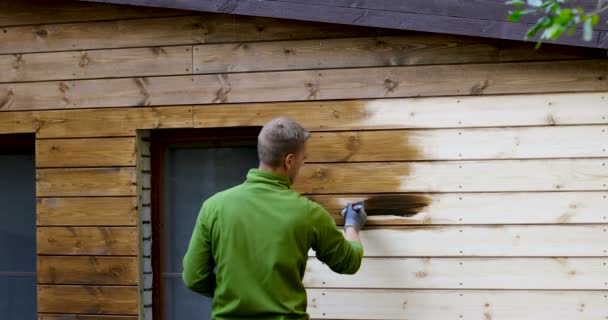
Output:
[{"xmin": 360, "ymin": 194, "xmax": 430, "ymax": 217}]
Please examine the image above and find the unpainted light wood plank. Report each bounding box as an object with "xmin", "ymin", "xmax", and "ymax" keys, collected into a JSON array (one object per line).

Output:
[
  {"xmin": 0, "ymin": 0, "xmax": 189, "ymax": 27},
  {"xmin": 193, "ymin": 35, "xmax": 602, "ymax": 73},
  {"xmin": 307, "ymin": 289, "xmax": 607, "ymax": 320},
  {"xmin": 38, "ymin": 285, "xmax": 138, "ymax": 315},
  {"xmin": 0, "ymin": 110, "xmax": 34, "ymax": 133},
  {"xmin": 38, "ymin": 314, "xmax": 138, "ymax": 320},
  {"xmin": 294, "ymin": 159, "xmax": 608, "ymax": 194},
  {"xmin": 310, "ymin": 225, "xmax": 608, "ymax": 257},
  {"xmin": 37, "ymin": 197, "xmax": 137, "ymax": 226},
  {"xmin": 0, "ymin": 46, "xmax": 192, "ymax": 83},
  {"xmin": 1, "ymin": 60, "xmax": 605, "ymax": 111},
  {"xmin": 305, "ymin": 257, "xmax": 608, "ymax": 289},
  {"xmin": 36, "ymin": 138, "xmax": 137, "ymax": 168},
  {"xmin": 36, "ymin": 167, "xmax": 136, "ymax": 197},
  {"xmin": 309, "ymin": 191, "xmax": 608, "ymax": 225},
  {"xmin": 308, "ymin": 125, "xmax": 608, "ymax": 162},
  {"xmin": 194, "ymin": 92, "xmax": 608, "ymax": 130},
  {"xmin": 38, "ymin": 256, "xmax": 138, "ymax": 285},
  {"xmin": 32, "ymin": 106, "xmax": 193, "ymax": 138},
  {"xmin": 37, "ymin": 227, "xmax": 138, "ymax": 255},
  {"xmin": 0, "ymin": 14, "xmax": 383, "ymax": 54}
]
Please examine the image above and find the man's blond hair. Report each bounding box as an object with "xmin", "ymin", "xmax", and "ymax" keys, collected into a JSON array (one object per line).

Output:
[{"xmin": 257, "ymin": 117, "xmax": 310, "ymax": 167}]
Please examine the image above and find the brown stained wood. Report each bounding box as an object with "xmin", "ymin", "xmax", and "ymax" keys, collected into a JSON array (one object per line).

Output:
[
  {"xmin": 305, "ymin": 257, "xmax": 608, "ymax": 289},
  {"xmin": 0, "ymin": 46, "xmax": 192, "ymax": 83},
  {"xmin": 38, "ymin": 256, "xmax": 138, "ymax": 285},
  {"xmin": 0, "ymin": 0, "xmax": 189, "ymax": 27},
  {"xmin": 37, "ymin": 227, "xmax": 138, "ymax": 255},
  {"xmin": 38, "ymin": 315, "xmax": 138, "ymax": 320},
  {"xmin": 294, "ymin": 159, "xmax": 608, "ymax": 194},
  {"xmin": 194, "ymin": 92, "xmax": 608, "ymax": 130},
  {"xmin": 37, "ymin": 197, "xmax": 137, "ymax": 226},
  {"xmin": 193, "ymin": 35, "xmax": 603, "ymax": 73},
  {"xmin": 0, "ymin": 111, "xmax": 34, "ymax": 133},
  {"xmin": 309, "ymin": 192, "xmax": 608, "ymax": 225},
  {"xmin": 0, "ymin": 60, "xmax": 605, "ymax": 111},
  {"xmin": 36, "ymin": 167, "xmax": 136, "ymax": 197},
  {"xmin": 38, "ymin": 285, "xmax": 138, "ymax": 315},
  {"xmin": 36, "ymin": 138, "xmax": 137, "ymax": 168},
  {"xmin": 31, "ymin": 107, "xmax": 193, "ymax": 138},
  {"xmin": 0, "ymin": 14, "xmax": 384, "ymax": 54},
  {"xmin": 307, "ymin": 126, "xmax": 608, "ymax": 162},
  {"xmin": 307, "ymin": 289, "xmax": 607, "ymax": 319}
]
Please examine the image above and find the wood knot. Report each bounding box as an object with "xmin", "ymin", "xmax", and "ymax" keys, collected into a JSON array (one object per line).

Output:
[
  {"xmin": 283, "ymin": 48, "xmax": 295, "ymax": 55},
  {"xmin": 383, "ymin": 78, "xmax": 398, "ymax": 94},
  {"xmin": 78, "ymin": 52, "xmax": 90, "ymax": 68},
  {"xmin": 470, "ymin": 80, "xmax": 490, "ymax": 95},
  {"xmin": 306, "ymin": 82, "xmax": 319, "ymax": 100},
  {"xmin": 58, "ymin": 82, "xmax": 70, "ymax": 94},
  {"xmin": 12, "ymin": 54, "xmax": 23, "ymax": 70},
  {"xmin": 33, "ymin": 29, "xmax": 48, "ymax": 38},
  {"xmin": 214, "ymin": 87, "xmax": 231, "ymax": 103},
  {"xmin": 313, "ymin": 168, "xmax": 328, "ymax": 182},
  {"xmin": 346, "ymin": 135, "xmax": 360, "ymax": 152},
  {"xmin": 415, "ymin": 270, "xmax": 428, "ymax": 278},
  {"xmin": 151, "ymin": 47, "xmax": 167, "ymax": 56},
  {"xmin": 256, "ymin": 26, "xmax": 266, "ymax": 32},
  {"xmin": 1, "ymin": 87, "xmax": 15, "ymax": 110}
]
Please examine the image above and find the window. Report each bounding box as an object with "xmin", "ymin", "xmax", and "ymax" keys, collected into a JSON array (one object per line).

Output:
[
  {"xmin": 0, "ymin": 134, "xmax": 36, "ymax": 319},
  {"xmin": 151, "ymin": 128, "xmax": 260, "ymax": 320}
]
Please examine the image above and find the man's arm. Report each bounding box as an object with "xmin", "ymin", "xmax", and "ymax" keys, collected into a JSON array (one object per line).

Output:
[
  {"xmin": 182, "ymin": 203, "xmax": 216, "ymax": 298},
  {"xmin": 311, "ymin": 203, "xmax": 364, "ymax": 275}
]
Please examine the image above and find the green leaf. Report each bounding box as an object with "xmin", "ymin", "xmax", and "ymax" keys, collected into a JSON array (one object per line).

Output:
[
  {"xmin": 591, "ymin": 14, "xmax": 599, "ymax": 26},
  {"xmin": 545, "ymin": 3, "xmax": 560, "ymax": 13},
  {"xmin": 567, "ymin": 25, "xmax": 576, "ymax": 36},
  {"xmin": 505, "ymin": 0, "xmax": 525, "ymax": 6},
  {"xmin": 526, "ymin": 17, "xmax": 549, "ymax": 39},
  {"xmin": 508, "ymin": 10, "xmax": 523, "ymax": 21},
  {"xmin": 554, "ymin": 9, "xmax": 573, "ymax": 26},
  {"xmin": 544, "ymin": 23, "xmax": 566, "ymax": 40},
  {"xmin": 584, "ymin": 18, "xmax": 593, "ymax": 41},
  {"xmin": 527, "ymin": 0, "xmax": 543, "ymax": 7}
]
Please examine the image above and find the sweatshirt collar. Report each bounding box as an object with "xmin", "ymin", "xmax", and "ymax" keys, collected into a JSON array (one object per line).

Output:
[{"xmin": 246, "ymin": 169, "xmax": 292, "ymax": 189}]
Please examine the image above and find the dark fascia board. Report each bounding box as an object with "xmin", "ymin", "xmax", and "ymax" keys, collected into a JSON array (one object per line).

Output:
[{"xmin": 82, "ymin": 0, "xmax": 608, "ymax": 49}]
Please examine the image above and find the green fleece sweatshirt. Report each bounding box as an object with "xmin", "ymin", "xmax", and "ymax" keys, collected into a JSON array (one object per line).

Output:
[{"xmin": 182, "ymin": 168, "xmax": 363, "ymax": 320}]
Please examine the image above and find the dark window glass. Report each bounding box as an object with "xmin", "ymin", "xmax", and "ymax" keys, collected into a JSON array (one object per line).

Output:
[
  {"xmin": 0, "ymin": 147, "xmax": 36, "ymax": 319},
  {"xmin": 161, "ymin": 144, "xmax": 258, "ymax": 320}
]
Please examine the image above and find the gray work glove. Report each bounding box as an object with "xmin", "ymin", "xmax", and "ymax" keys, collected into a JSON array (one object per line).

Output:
[{"xmin": 340, "ymin": 202, "xmax": 367, "ymax": 232}]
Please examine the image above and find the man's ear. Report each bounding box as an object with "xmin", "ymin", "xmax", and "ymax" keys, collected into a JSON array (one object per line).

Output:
[{"xmin": 285, "ymin": 153, "xmax": 295, "ymax": 169}]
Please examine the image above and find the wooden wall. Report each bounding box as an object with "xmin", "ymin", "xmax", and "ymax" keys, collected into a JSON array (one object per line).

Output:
[{"xmin": 0, "ymin": 0, "xmax": 607, "ymax": 319}]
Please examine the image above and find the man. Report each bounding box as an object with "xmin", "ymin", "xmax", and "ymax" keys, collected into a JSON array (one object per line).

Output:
[{"xmin": 183, "ymin": 117, "xmax": 367, "ymax": 320}]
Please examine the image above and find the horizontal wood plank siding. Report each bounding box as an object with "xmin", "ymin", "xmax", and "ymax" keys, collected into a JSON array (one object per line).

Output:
[
  {"xmin": 38, "ymin": 285, "xmax": 139, "ymax": 315},
  {"xmin": 37, "ymin": 197, "xmax": 137, "ymax": 226},
  {"xmin": 294, "ymin": 159, "xmax": 608, "ymax": 194},
  {"xmin": 36, "ymin": 138, "xmax": 136, "ymax": 167},
  {"xmin": 0, "ymin": 14, "xmax": 384, "ymax": 54},
  {"xmin": 36, "ymin": 167, "xmax": 137, "ymax": 197},
  {"xmin": 0, "ymin": 4, "xmax": 606, "ymax": 319},
  {"xmin": 1, "ymin": 59, "xmax": 606, "ymax": 111},
  {"xmin": 37, "ymin": 227, "xmax": 139, "ymax": 256},
  {"xmin": 38, "ymin": 256, "xmax": 139, "ymax": 285},
  {"xmin": 192, "ymin": 35, "xmax": 603, "ymax": 74},
  {"xmin": 304, "ymin": 257, "xmax": 608, "ymax": 289},
  {"xmin": 307, "ymin": 289, "xmax": 608, "ymax": 319},
  {"xmin": 309, "ymin": 191, "xmax": 608, "ymax": 226}
]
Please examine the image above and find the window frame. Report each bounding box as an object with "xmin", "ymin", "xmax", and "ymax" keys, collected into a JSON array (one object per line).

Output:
[{"xmin": 150, "ymin": 127, "xmax": 261, "ymax": 320}]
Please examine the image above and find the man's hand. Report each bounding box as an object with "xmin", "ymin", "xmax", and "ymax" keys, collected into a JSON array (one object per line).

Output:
[{"xmin": 340, "ymin": 202, "xmax": 367, "ymax": 232}]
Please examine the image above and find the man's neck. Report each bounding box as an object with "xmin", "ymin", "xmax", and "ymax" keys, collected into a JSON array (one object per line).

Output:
[{"xmin": 258, "ymin": 163, "xmax": 288, "ymax": 178}]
